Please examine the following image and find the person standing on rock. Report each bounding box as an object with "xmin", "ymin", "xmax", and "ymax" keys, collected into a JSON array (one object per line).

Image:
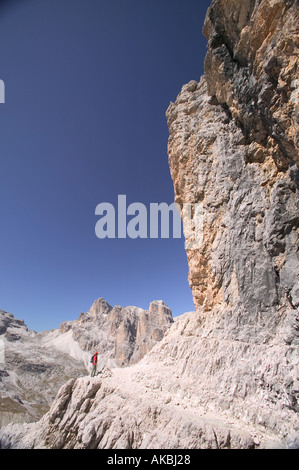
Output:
[{"xmin": 90, "ymin": 351, "xmax": 98, "ymax": 377}]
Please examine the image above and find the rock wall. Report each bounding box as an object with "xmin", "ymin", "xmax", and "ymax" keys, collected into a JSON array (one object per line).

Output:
[{"xmin": 167, "ymin": 0, "xmax": 299, "ymax": 319}]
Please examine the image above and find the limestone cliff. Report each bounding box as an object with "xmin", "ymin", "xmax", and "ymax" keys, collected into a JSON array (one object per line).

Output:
[{"xmin": 167, "ymin": 0, "xmax": 299, "ymax": 320}]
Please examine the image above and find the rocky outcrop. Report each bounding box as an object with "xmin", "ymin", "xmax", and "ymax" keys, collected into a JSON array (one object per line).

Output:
[
  {"xmin": 167, "ymin": 0, "xmax": 299, "ymax": 317},
  {"xmin": 164, "ymin": 0, "xmax": 299, "ymax": 441},
  {"xmin": 0, "ymin": 313, "xmax": 297, "ymax": 449},
  {"xmin": 52, "ymin": 298, "xmax": 173, "ymax": 368},
  {"xmin": 0, "ymin": 300, "xmax": 173, "ymax": 427},
  {"xmin": 0, "ymin": 310, "xmax": 28, "ymax": 336},
  {"xmin": 0, "ymin": 310, "xmax": 86, "ymax": 428}
]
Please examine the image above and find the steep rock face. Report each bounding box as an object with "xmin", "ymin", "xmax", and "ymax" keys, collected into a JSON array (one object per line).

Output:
[
  {"xmin": 166, "ymin": 0, "xmax": 299, "ymax": 324},
  {"xmin": 53, "ymin": 298, "xmax": 173, "ymax": 368}
]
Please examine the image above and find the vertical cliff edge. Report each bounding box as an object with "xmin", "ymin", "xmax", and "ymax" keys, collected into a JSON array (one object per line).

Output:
[{"xmin": 167, "ymin": 0, "xmax": 299, "ymax": 322}]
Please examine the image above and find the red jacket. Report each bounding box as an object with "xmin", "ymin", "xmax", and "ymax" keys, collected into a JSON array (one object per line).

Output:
[{"xmin": 92, "ymin": 354, "xmax": 98, "ymax": 365}]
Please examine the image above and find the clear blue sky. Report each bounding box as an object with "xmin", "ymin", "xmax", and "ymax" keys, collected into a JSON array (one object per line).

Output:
[{"xmin": 0, "ymin": 0, "xmax": 211, "ymax": 331}]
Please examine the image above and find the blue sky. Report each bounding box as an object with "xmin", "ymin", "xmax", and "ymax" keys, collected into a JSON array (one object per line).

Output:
[{"xmin": 0, "ymin": 0, "xmax": 211, "ymax": 331}]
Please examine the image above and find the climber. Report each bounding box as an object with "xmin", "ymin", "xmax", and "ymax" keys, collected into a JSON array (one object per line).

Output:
[{"xmin": 90, "ymin": 351, "xmax": 98, "ymax": 377}]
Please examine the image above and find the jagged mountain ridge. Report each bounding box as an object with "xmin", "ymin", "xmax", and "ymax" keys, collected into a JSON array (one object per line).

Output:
[
  {"xmin": 45, "ymin": 298, "xmax": 173, "ymax": 369},
  {"xmin": 0, "ymin": 299, "xmax": 173, "ymax": 427}
]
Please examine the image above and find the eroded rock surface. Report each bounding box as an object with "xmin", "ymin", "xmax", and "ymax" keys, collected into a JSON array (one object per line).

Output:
[
  {"xmin": 0, "ymin": 310, "xmax": 86, "ymax": 428},
  {"xmin": 0, "ymin": 300, "xmax": 173, "ymax": 427},
  {"xmin": 167, "ymin": 0, "xmax": 299, "ymax": 316},
  {"xmin": 0, "ymin": 313, "xmax": 297, "ymax": 449}
]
